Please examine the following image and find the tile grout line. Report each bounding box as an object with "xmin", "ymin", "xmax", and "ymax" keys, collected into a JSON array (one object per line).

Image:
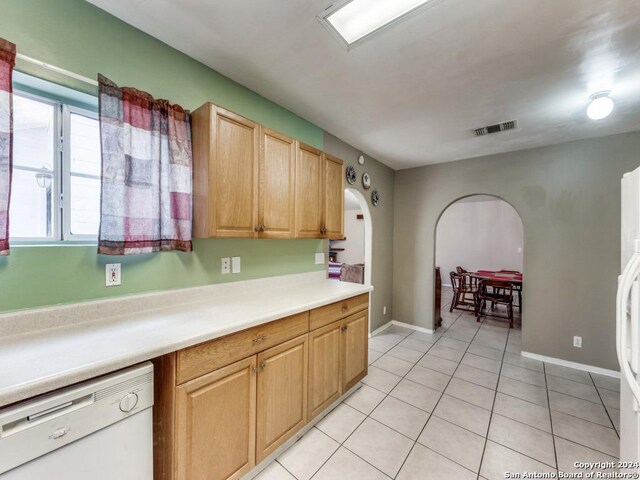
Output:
[
  {"xmin": 543, "ymin": 361, "xmax": 561, "ymax": 476},
  {"xmin": 588, "ymin": 371, "xmax": 620, "ymax": 439},
  {"xmin": 312, "ymin": 321, "xmax": 447, "ymax": 480},
  {"xmin": 389, "ymin": 310, "xmax": 469, "ymax": 479},
  {"xmin": 281, "ymin": 326, "xmax": 420, "ymax": 480},
  {"xmin": 476, "ymin": 313, "xmax": 511, "ymax": 480},
  {"xmin": 391, "ymin": 310, "xmax": 496, "ymax": 478}
]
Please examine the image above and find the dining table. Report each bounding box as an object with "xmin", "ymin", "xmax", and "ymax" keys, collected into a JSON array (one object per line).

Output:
[
  {"xmin": 470, "ymin": 270, "xmax": 523, "ymax": 286},
  {"xmin": 470, "ymin": 270, "xmax": 523, "ymax": 312}
]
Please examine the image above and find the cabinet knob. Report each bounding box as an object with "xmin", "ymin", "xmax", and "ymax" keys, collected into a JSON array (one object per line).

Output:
[
  {"xmin": 341, "ymin": 325, "xmax": 348, "ymax": 332},
  {"xmin": 261, "ymin": 224, "xmax": 266, "ymax": 232},
  {"xmin": 259, "ymin": 362, "xmax": 266, "ymax": 370},
  {"xmin": 255, "ymin": 225, "xmax": 261, "ymax": 232},
  {"xmin": 341, "ymin": 306, "xmax": 348, "ymax": 313}
]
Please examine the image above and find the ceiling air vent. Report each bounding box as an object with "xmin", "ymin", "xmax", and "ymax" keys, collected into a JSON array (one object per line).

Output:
[{"xmin": 473, "ymin": 120, "xmax": 518, "ymax": 137}]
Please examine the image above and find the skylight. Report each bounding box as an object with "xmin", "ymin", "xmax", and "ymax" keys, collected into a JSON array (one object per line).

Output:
[{"xmin": 321, "ymin": 0, "xmax": 435, "ymax": 47}]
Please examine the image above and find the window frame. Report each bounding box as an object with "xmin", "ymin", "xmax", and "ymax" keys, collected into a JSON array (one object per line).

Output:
[
  {"xmin": 10, "ymin": 90, "xmax": 63, "ymax": 243},
  {"xmin": 11, "ymin": 89, "xmax": 101, "ymax": 245},
  {"xmin": 61, "ymin": 104, "xmax": 101, "ymax": 241}
]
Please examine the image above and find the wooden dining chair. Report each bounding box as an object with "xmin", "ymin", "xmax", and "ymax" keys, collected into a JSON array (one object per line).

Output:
[
  {"xmin": 449, "ymin": 272, "xmax": 475, "ymax": 312},
  {"xmin": 475, "ymin": 279, "xmax": 515, "ymax": 328},
  {"xmin": 498, "ymin": 270, "xmax": 522, "ymax": 312},
  {"xmin": 455, "ymin": 267, "xmax": 479, "ymax": 295}
]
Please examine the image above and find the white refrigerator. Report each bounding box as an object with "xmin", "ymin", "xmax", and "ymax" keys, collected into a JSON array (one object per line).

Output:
[{"xmin": 619, "ymin": 166, "xmax": 640, "ymax": 464}]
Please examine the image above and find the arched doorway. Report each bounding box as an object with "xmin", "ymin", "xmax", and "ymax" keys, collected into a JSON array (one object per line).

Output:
[
  {"xmin": 328, "ymin": 188, "xmax": 373, "ymax": 287},
  {"xmin": 435, "ymin": 194, "xmax": 524, "ymax": 330}
]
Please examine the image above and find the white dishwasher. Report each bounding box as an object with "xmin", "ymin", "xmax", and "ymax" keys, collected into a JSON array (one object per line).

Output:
[{"xmin": 0, "ymin": 362, "xmax": 154, "ymax": 479}]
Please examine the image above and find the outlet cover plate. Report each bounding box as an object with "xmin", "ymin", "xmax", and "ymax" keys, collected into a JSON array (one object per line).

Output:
[
  {"xmin": 221, "ymin": 257, "xmax": 231, "ymax": 275},
  {"xmin": 105, "ymin": 263, "xmax": 121, "ymax": 287},
  {"xmin": 315, "ymin": 253, "xmax": 325, "ymax": 265},
  {"xmin": 573, "ymin": 336, "xmax": 582, "ymax": 348}
]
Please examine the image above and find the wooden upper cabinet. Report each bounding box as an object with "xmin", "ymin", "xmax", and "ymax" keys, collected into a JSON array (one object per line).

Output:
[
  {"xmin": 175, "ymin": 356, "xmax": 257, "ymax": 480},
  {"xmin": 324, "ymin": 154, "xmax": 344, "ymax": 240},
  {"xmin": 192, "ymin": 103, "xmax": 259, "ymax": 238},
  {"xmin": 341, "ymin": 310, "xmax": 369, "ymax": 392},
  {"xmin": 256, "ymin": 335, "xmax": 308, "ymax": 462},
  {"xmin": 295, "ymin": 143, "xmax": 324, "ymax": 238},
  {"xmin": 259, "ymin": 128, "xmax": 296, "ymax": 238},
  {"xmin": 192, "ymin": 101, "xmax": 344, "ymax": 239}
]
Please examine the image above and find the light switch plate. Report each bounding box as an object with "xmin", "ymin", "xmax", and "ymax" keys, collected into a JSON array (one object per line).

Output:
[
  {"xmin": 315, "ymin": 253, "xmax": 325, "ymax": 265},
  {"xmin": 221, "ymin": 257, "xmax": 231, "ymax": 275},
  {"xmin": 232, "ymin": 256, "xmax": 241, "ymax": 273},
  {"xmin": 105, "ymin": 263, "xmax": 121, "ymax": 287}
]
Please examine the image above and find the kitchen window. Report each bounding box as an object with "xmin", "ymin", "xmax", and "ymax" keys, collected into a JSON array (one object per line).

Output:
[{"xmin": 10, "ymin": 90, "xmax": 101, "ymax": 242}]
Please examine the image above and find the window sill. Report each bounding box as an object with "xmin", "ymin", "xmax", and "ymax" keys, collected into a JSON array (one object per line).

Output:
[{"xmin": 12, "ymin": 240, "xmax": 98, "ymax": 248}]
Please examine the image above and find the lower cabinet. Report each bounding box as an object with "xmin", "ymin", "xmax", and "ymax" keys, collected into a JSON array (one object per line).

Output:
[
  {"xmin": 175, "ymin": 356, "xmax": 257, "ymax": 480},
  {"xmin": 308, "ymin": 321, "xmax": 342, "ymax": 420},
  {"xmin": 308, "ymin": 309, "xmax": 369, "ymax": 421},
  {"xmin": 256, "ymin": 335, "xmax": 308, "ymax": 462},
  {"xmin": 341, "ymin": 310, "xmax": 369, "ymax": 392},
  {"xmin": 154, "ymin": 294, "xmax": 369, "ymax": 480}
]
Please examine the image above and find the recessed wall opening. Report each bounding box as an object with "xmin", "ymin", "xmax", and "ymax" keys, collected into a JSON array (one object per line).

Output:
[
  {"xmin": 329, "ymin": 189, "xmax": 372, "ymax": 287},
  {"xmin": 435, "ymin": 194, "xmax": 524, "ymax": 332}
]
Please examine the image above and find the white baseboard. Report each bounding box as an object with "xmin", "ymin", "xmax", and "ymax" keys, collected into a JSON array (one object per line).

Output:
[
  {"xmin": 391, "ymin": 319, "xmax": 435, "ymax": 334},
  {"xmin": 369, "ymin": 321, "xmax": 392, "ymax": 337},
  {"xmin": 369, "ymin": 320, "xmax": 434, "ymax": 336},
  {"xmin": 521, "ymin": 351, "xmax": 621, "ymax": 378}
]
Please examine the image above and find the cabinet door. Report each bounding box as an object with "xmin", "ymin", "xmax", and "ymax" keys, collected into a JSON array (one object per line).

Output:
[
  {"xmin": 176, "ymin": 356, "xmax": 256, "ymax": 480},
  {"xmin": 295, "ymin": 143, "xmax": 324, "ymax": 238},
  {"xmin": 256, "ymin": 335, "xmax": 308, "ymax": 462},
  {"xmin": 308, "ymin": 321, "xmax": 342, "ymax": 420},
  {"xmin": 324, "ymin": 154, "xmax": 344, "ymax": 240},
  {"xmin": 341, "ymin": 310, "xmax": 369, "ymax": 392},
  {"xmin": 211, "ymin": 107, "xmax": 259, "ymax": 237},
  {"xmin": 259, "ymin": 128, "xmax": 296, "ymax": 238}
]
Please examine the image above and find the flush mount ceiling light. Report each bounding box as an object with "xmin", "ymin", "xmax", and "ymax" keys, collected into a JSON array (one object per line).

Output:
[
  {"xmin": 319, "ymin": 0, "xmax": 436, "ymax": 47},
  {"xmin": 587, "ymin": 91, "xmax": 614, "ymax": 120}
]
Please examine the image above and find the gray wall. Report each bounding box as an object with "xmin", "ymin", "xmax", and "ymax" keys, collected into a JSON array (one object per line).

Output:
[
  {"xmin": 393, "ymin": 131, "xmax": 640, "ymax": 370},
  {"xmin": 324, "ymin": 133, "xmax": 395, "ymax": 332}
]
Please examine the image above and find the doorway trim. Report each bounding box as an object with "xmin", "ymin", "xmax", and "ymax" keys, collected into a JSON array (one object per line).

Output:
[
  {"xmin": 345, "ymin": 188, "xmax": 373, "ymax": 287},
  {"xmin": 433, "ymin": 193, "xmax": 525, "ymax": 329}
]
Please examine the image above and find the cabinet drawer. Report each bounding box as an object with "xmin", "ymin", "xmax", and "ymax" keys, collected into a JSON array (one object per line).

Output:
[
  {"xmin": 309, "ymin": 293, "xmax": 369, "ymax": 331},
  {"xmin": 177, "ymin": 312, "xmax": 309, "ymax": 384}
]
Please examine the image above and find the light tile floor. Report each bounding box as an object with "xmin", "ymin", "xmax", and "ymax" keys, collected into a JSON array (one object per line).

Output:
[{"xmin": 253, "ymin": 288, "xmax": 620, "ymax": 480}]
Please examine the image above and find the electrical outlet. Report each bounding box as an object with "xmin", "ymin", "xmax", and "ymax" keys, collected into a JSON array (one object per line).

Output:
[
  {"xmin": 105, "ymin": 263, "xmax": 121, "ymax": 287},
  {"xmin": 315, "ymin": 253, "xmax": 325, "ymax": 265},
  {"xmin": 221, "ymin": 257, "xmax": 231, "ymax": 275},
  {"xmin": 573, "ymin": 336, "xmax": 582, "ymax": 348},
  {"xmin": 232, "ymin": 256, "xmax": 241, "ymax": 274},
  {"xmin": 383, "ymin": 306, "xmax": 387, "ymax": 315}
]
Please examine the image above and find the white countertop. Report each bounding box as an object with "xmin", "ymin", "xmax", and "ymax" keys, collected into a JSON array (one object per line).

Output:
[{"xmin": 0, "ymin": 272, "xmax": 371, "ymax": 408}]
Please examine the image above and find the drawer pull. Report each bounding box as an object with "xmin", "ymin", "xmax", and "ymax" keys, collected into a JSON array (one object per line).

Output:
[
  {"xmin": 252, "ymin": 336, "xmax": 267, "ymax": 345},
  {"xmin": 341, "ymin": 306, "xmax": 348, "ymax": 313}
]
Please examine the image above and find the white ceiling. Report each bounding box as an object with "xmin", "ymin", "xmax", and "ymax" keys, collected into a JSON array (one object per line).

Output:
[{"xmin": 88, "ymin": 0, "xmax": 640, "ymax": 170}]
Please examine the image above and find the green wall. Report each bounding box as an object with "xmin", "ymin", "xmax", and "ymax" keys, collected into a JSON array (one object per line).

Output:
[{"xmin": 0, "ymin": 0, "xmax": 326, "ymax": 313}]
